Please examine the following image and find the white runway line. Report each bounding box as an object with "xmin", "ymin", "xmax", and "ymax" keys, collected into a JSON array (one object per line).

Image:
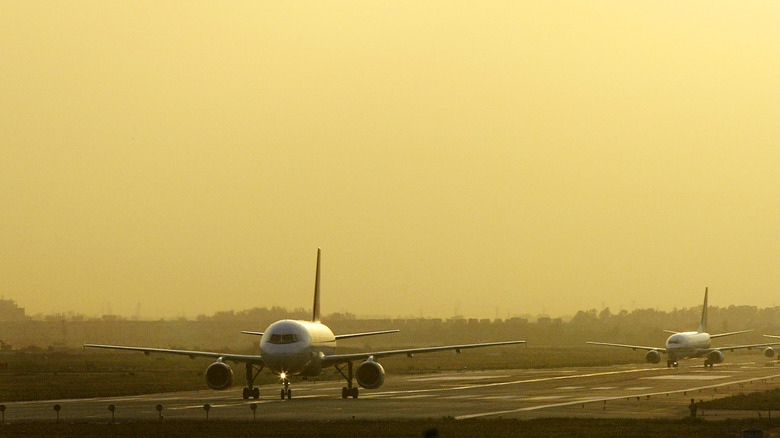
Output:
[
  {"xmin": 642, "ymin": 375, "xmax": 730, "ymax": 381},
  {"xmin": 408, "ymin": 375, "xmax": 511, "ymax": 382},
  {"xmin": 366, "ymin": 367, "xmax": 667, "ymax": 398},
  {"xmin": 455, "ymin": 372, "xmax": 780, "ymax": 419}
]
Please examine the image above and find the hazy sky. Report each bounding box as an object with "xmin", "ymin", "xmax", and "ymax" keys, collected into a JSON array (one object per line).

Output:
[{"xmin": 3, "ymin": 1, "xmax": 780, "ymax": 320}]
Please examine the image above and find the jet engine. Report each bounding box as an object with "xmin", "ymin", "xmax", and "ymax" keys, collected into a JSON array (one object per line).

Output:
[
  {"xmin": 764, "ymin": 347, "xmax": 776, "ymax": 358},
  {"xmin": 707, "ymin": 350, "xmax": 725, "ymax": 365},
  {"xmin": 205, "ymin": 361, "xmax": 234, "ymax": 390},
  {"xmin": 356, "ymin": 360, "xmax": 385, "ymax": 389},
  {"xmin": 645, "ymin": 350, "xmax": 661, "ymax": 364}
]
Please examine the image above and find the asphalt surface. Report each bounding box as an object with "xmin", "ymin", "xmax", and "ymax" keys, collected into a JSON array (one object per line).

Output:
[{"xmin": 4, "ymin": 360, "xmax": 780, "ymax": 422}]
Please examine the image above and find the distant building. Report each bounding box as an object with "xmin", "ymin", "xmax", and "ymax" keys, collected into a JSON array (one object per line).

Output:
[{"xmin": 0, "ymin": 298, "xmax": 29, "ymax": 321}]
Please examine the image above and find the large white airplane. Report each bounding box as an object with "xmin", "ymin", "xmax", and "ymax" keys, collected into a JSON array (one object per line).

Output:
[
  {"xmin": 587, "ymin": 288, "xmax": 780, "ymax": 368},
  {"xmin": 85, "ymin": 249, "xmax": 526, "ymax": 400}
]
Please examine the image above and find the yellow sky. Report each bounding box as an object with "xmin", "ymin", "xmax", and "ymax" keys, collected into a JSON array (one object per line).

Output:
[{"xmin": 2, "ymin": 1, "xmax": 780, "ymax": 319}]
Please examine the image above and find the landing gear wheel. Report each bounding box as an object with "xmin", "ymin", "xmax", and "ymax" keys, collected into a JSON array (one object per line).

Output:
[
  {"xmin": 253, "ymin": 387, "xmax": 260, "ymax": 399},
  {"xmin": 286, "ymin": 389, "xmax": 292, "ymax": 399},
  {"xmin": 704, "ymin": 359, "xmax": 710, "ymax": 368},
  {"xmin": 673, "ymin": 361, "xmax": 679, "ymax": 368},
  {"xmin": 342, "ymin": 387, "xmax": 348, "ymax": 399},
  {"xmin": 280, "ymin": 389, "xmax": 286, "ymax": 400},
  {"xmin": 350, "ymin": 387, "xmax": 359, "ymax": 399},
  {"xmin": 243, "ymin": 388, "xmax": 250, "ymax": 400},
  {"xmin": 666, "ymin": 360, "xmax": 672, "ymax": 368}
]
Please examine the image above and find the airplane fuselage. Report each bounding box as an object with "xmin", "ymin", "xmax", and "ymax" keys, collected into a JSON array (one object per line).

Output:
[
  {"xmin": 665, "ymin": 331, "xmax": 711, "ymax": 361},
  {"xmin": 260, "ymin": 320, "xmax": 337, "ymax": 377}
]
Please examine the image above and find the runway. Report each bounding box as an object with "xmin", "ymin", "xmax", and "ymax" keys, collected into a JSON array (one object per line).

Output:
[{"xmin": 4, "ymin": 361, "xmax": 780, "ymax": 422}]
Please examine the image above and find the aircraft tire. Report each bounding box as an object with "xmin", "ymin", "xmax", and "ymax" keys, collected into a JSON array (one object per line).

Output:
[
  {"xmin": 342, "ymin": 387, "xmax": 348, "ymax": 399},
  {"xmin": 253, "ymin": 388, "xmax": 260, "ymax": 399},
  {"xmin": 280, "ymin": 389, "xmax": 286, "ymax": 400}
]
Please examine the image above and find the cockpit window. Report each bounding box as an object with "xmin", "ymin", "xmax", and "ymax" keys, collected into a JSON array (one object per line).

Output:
[
  {"xmin": 668, "ymin": 338, "xmax": 681, "ymax": 344},
  {"xmin": 269, "ymin": 333, "xmax": 299, "ymax": 344}
]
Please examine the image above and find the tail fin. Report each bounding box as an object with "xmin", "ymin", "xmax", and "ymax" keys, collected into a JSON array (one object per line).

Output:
[
  {"xmin": 312, "ymin": 248, "xmax": 321, "ymax": 323},
  {"xmin": 698, "ymin": 287, "xmax": 708, "ymax": 333}
]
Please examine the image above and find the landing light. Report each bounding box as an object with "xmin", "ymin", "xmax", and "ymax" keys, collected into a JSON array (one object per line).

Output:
[{"xmin": 280, "ymin": 372, "xmax": 287, "ymax": 380}]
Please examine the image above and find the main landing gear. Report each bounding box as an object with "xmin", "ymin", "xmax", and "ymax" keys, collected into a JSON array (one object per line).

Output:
[
  {"xmin": 703, "ymin": 359, "xmax": 714, "ymax": 368},
  {"xmin": 666, "ymin": 360, "xmax": 678, "ymax": 368},
  {"xmin": 242, "ymin": 363, "xmax": 263, "ymax": 400},
  {"xmin": 336, "ymin": 362, "xmax": 359, "ymax": 399}
]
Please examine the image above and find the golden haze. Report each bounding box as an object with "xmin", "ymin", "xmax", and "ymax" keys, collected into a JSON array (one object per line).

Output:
[{"xmin": 2, "ymin": 1, "xmax": 780, "ymax": 319}]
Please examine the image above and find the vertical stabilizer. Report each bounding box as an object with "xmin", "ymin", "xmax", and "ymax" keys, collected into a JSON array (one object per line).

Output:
[
  {"xmin": 698, "ymin": 287, "xmax": 708, "ymax": 333},
  {"xmin": 312, "ymin": 248, "xmax": 321, "ymax": 323}
]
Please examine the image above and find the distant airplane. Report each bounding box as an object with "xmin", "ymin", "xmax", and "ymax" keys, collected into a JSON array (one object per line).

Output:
[
  {"xmin": 587, "ymin": 288, "xmax": 780, "ymax": 368},
  {"xmin": 85, "ymin": 249, "xmax": 526, "ymax": 400}
]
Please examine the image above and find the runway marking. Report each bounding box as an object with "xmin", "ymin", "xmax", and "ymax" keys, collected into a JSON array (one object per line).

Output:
[
  {"xmin": 556, "ymin": 386, "xmax": 584, "ymax": 390},
  {"xmin": 393, "ymin": 394, "xmax": 435, "ymax": 399},
  {"xmin": 524, "ymin": 396, "xmax": 566, "ymax": 401},
  {"xmin": 455, "ymin": 372, "xmax": 780, "ymax": 419},
  {"xmin": 408, "ymin": 375, "xmax": 510, "ymax": 382},
  {"xmin": 309, "ymin": 386, "xmax": 345, "ymax": 392},
  {"xmin": 642, "ymin": 375, "xmax": 730, "ymax": 381},
  {"xmin": 626, "ymin": 387, "xmax": 652, "ymax": 390},
  {"xmin": 367, "ymin": 367, "xmax": 667, "ymax": 398},
  {"xmin": 441, "ymin": 395, "xmax": 481, "ymax": 399},
  {"xmin": 591, "ymin": 387, "xmax": 617, "ymax": 390}
]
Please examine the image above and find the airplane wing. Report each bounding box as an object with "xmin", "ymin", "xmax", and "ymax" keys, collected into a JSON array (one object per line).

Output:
[
  {"xmin": 83, "ymin": 344, "xmax": 264, "ymax": 365},
  {"xmin": 708, "ymin": 341, "xmax": 780, "ymax": 353},
  {"xmin": 335, "ymin": 329, "xmax": 400, "ymax": 340},
  {"xmin": 709, "ymin": 329, "xmax": 753, "ymax": 339},
  {"xmin": 586, "ymin": 341, "xmax": 666, "ymax": 353},
  {"xmin": 320, "ymin": 340, "xmax": 525, "ymax": 368}
]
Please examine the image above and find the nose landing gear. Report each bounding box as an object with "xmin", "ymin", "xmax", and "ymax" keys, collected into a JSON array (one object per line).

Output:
[{"xmin": 280, "ymin": 378, "xmax": 292, "ymax": 400}]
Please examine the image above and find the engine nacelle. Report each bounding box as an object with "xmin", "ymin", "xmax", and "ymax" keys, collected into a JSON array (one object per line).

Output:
[
  {"xmin": 356, "ymin": 360, "xmax": 386, "ymax": 389},
  {"xmin": 645, "ymin": 350, "xmax": 661, "ymax": 364},
  {"xmin": 205, "ymin": 361, "xmax": 234, "ymax": 390},
  {"xmin": 765, "ymin": 347, "xmax": 776, "ymax": 358},
  {"xmin": 708, "ymin": 350, "xmax": 725, "ymax": 364}
]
